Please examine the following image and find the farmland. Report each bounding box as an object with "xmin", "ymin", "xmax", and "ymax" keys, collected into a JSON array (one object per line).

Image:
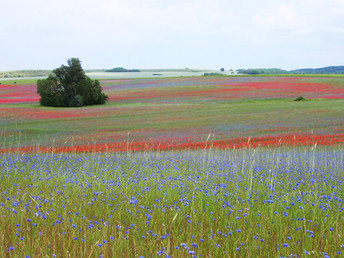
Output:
[{"xmin": 0, "ymin": 75, "xmax": 344, "ymax": 257}]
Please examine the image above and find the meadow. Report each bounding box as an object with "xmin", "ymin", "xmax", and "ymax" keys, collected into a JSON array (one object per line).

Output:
[
  {"xmin": 0, "ymin": 76, "xmax": 343, "ymax": 151},
  {"xmin": 1, "ymin": 148, "xmax": 344, "ymax": 257},
  {"xmin": 0, "ymin": 75, "xmax": 343, "ymax": 257}
]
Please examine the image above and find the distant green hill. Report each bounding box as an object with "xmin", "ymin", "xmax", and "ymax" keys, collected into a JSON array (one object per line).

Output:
[{"xmin": 290, "ymin": 66, "xmax": 344, "ymax": 74}]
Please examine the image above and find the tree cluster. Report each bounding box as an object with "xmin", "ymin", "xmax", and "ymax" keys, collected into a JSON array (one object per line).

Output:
[
  {"xmin": 37, "ymin": 58, "xmax": 108, "ymax": 107},
  {"xmin": 237, "ymin": 68, "xmax": 290, "ymax": 75},
  {"xmin": 105, "ymin": 67, "xmax": 140, "ymax": 72},
  {"xmin": 291, "ymin": 66, "xmax": 344, "ymax": 74}
]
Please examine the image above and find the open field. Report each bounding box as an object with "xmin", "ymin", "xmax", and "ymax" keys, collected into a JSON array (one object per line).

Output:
[
  {"xmin": 0, "ymin": 75, "xmax": 343, "ymax": 257},
  {"xmin": 0, "ymin": 76, "xmax": 343, "ymax": 151}
]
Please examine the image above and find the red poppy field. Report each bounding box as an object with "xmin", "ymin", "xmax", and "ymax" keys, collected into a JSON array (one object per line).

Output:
[
  {"xmin": 1, "ymin": 75, "xmax": 344, "ymax": 257},
  {"xmin": 0, "ymin": 76, "xmax": 343, "ymax": 152}
]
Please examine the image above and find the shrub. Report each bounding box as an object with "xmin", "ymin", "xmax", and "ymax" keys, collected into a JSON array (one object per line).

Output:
[{"xmin": 294, "ymin": 96, "xmax": 306, "ymax": 101}]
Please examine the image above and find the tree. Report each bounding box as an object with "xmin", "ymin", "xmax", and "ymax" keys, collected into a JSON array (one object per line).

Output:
[
  {"xmin": 220, "ymin": 68, "xmax": 225, "ymax": 72},
  {"xmin": 37, "ymin": 58, "xmax": 108, "ymax": 107}
]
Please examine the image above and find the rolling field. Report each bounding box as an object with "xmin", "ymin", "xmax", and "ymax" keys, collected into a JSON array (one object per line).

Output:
[
  {"xmin": 0, "ymin": 76, "xmax": 343, "ymax": 151},
  {"xmin": 0, "ymin": 76, "xmax": 344, "ymax": 257}
]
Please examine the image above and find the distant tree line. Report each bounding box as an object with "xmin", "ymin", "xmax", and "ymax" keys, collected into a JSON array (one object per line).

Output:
[
  {"xmin": 291, "ymin": 66, "xmax": 344, "ymax": 74},
  {"xmin": 237, "ymin": 66, "xmax": 344, "ymax": 75},
  {"xmin": 237, "ymin": 68, "xmax": 290, "ymax": 75},
  {"xmin": 203, "ymin": 73, "xmax": 225, "ymax": 76},
  {"xmin": 105, "ymin": 67, "xmax": 140, "ymax": 72}
]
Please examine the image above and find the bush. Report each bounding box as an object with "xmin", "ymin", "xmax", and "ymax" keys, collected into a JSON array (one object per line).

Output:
[
  {"xmin": 37, "ymin": 58, "xmax": 108, "ymax": 107},
  {"xmin": 294, "ymin": 96, "xmax": 306, "ymax": 101}
]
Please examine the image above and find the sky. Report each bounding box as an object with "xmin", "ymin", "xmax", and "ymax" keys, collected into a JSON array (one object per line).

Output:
[{"xmin": 1, "ymin": 0, "xmax": 344, "ymax": 70}]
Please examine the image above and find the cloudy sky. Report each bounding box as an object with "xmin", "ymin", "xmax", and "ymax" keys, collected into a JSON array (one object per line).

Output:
[{"xmin": 1, "ymin": 0, "xmax": 344, "ymax": 70}]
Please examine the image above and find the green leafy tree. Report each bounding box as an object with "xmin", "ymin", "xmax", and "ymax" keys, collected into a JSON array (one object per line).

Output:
[{"xmin": 37, "ymin": 58, "xmax": 108, "ymax": 107}]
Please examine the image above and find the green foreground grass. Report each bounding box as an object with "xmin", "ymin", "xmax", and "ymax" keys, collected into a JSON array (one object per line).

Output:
[{"xmin": 0, "ymin": 147, "xmax": 343, "ymax": 257}]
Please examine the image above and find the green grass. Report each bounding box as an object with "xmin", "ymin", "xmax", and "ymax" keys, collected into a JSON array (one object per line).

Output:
[
  {"xmin": 0, "ymin": 147, "xmax": 343, "ymax": 257},
  {"xmin": 0, "ymin": 78, "xmax": 39, "ymax": 85},
  {"xmin": 1, "ymin": 98, "xmax": 343, "ymax": 148}
]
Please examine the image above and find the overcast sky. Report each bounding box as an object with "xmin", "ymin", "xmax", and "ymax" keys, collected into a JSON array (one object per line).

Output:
[{"xmin": 1, "ymin": 0, "xmax": 344, "ymax": 70}]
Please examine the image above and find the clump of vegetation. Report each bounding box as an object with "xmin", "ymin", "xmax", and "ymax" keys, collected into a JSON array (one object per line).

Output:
[
  {"xmin": 37, "ymin": 58, "xmax": 108, "ymax": 107},
  {"xmin": 294, "ymin": 96, "xmax": 306, "ymax": 101},
  {"xmin": 203, "ymin": 73, "xmax": 224, "ymax": 76},
  {"xmin": 237, "ymin": 68, "xmax": 290, "ymax": 75},
  {"xmin": 105, "ymin": 67, "xmax": 140, "ymax": 72}
]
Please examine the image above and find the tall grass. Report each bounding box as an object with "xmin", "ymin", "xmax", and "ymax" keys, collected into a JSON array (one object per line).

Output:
[{"xmin": 0, "ymin": 146, "xmax": 343, "ymax": 257}]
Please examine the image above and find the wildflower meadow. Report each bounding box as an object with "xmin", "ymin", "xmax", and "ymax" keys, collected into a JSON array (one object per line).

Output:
[{"xmin": 0, "ymin": 75, "xmax": 343, "ymax": 257}]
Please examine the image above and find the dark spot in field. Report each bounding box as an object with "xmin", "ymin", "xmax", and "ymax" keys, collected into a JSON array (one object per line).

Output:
[{"xmin": 294, "ymin": 96, "xmax": 306, "ymax": 101}]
